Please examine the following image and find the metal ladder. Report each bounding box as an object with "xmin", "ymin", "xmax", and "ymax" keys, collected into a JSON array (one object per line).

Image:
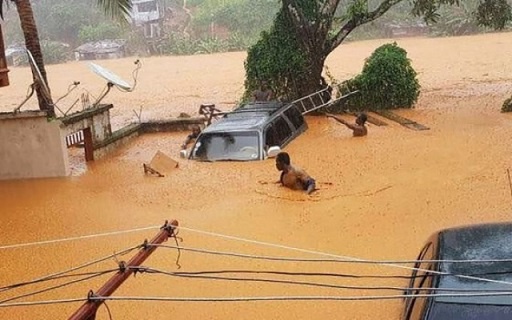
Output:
[{"xmin": 289, "ymin": 86, "xmax": 359, "ymax": 115}]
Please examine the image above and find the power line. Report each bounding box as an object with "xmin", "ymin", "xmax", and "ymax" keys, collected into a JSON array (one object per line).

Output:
[
  {"xmin": 0, "ymin": 271, "xmax": 117, "ymax": 292},
  {"xmin": 0, "ymin": 245, "xmax": 140, "ymax": 293},
  {"xmin": 151, "ymin": 244, "xmax": 512, "ymax": 265},
  {"xmin": 0, "ymin": 270, "xmax": 116, "ymax": 305},
  {"xmin": 0, "ymin": 225, "xmax": 160, "ymax": 250},
  {"xmin": 5, "ymin": 291, "xmax": 512, "ymax": 308},
  {"xmin": 90, "ymin": 291, "xmax": 512, "ymax": 303},
  {"xmin": 0, "ymin": 298, "xmax": 87, "ymax": 308},
  {"xmin": 175, "ymin": 226, "xmax": 512, "ymax": 286},
  {"xmin": 131, "ymin": 266, "xmax": 512, "ymax": 293}
]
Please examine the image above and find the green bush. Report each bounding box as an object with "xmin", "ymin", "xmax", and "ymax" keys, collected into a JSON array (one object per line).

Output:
[
  {"xmin": 78, "ymin": 23, "xmax": 125, "ymax": 43},
  {"xmin": 337, "ymin": 42, "xmax": 420, "ymax": 111},
  {"xmin": 502, "ymin": 97, "xmax": 512, "ymax": 112},
  {"xmin": 15, "ymin": 41, "xmax": 70, "ymax": 66},
  {"xmin": 41, "ymin": 41, "xmax": 71, "ymax": 65}
]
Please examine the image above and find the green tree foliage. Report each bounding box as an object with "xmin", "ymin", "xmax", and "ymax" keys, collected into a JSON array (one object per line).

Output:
[
  {"xmin": 78, "ymin": 23, "xmax": 126, "ymax": 43},
  {"xmin": 244, "ymin": 10, "xmax": 307, "ymax": 101},
  {"xmin": 2, "ymin": 0, "xmax": 132, "ymax": 47},
  {"xmin": 337, "ymin": 42, "xmax": 420, "ymax": 111},
  {"xmin": 244, "ymin": 0, "xmax": 512, "ymax": 102}
]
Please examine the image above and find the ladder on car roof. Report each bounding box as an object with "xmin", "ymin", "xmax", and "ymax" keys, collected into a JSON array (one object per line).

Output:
[{"xmin": 290, "ymin": 86, "xmax": 359, "ymax": 115}]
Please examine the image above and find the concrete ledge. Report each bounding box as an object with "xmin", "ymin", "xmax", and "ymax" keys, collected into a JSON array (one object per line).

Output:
[
  {"xmin": 93, "ymin": 123, "xmax": 141, "ymax": 160},
  {"xmin": 140, "ymin": 117, "xmax": 204, "ymax": 133},
  {"xmin": 60, "ymin": 104, "xmax": 114, "ymax": 126},
  {"xmin": 90, "ymin": 118, "xmax": 204, "ymax": 160},
  {"xmin": 94, "ymin": 123, "xmax": 141, "ymax": 150},
  {"xmin": 0, "ymin": 110, "xmax": 47, "ymax": 120}
]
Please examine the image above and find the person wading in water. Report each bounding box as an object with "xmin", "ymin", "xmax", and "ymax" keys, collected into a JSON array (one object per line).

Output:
[
  {"xmin": 275, "ymin": 152, "xmax": 316, "ymax": 194},
  {"xmin": 326, "ymin": 113, "xmax": 368, "ymax": 137}
]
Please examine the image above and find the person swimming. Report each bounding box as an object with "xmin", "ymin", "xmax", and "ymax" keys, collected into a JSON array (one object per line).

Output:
[{"xmin": 275, "ymin": 152, "xmax": 316, "ymax": 194}]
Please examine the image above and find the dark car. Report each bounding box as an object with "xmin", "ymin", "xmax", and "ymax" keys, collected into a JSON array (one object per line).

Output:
[
  {"xmin": 403, "ymin": 222, "xmax": 512, "ymax": 320},
  {"xmin": 186, "ymin": 101, "xmax": 307, "ymax": 161}
]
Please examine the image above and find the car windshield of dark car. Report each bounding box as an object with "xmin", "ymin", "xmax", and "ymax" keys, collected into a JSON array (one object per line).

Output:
[
  {"xmin": 190, "ymin": 131, "xmax": 259, "ymax": 161},
  {"xmin": 436, "ymin": 225, "xmax": 512, "ymax": 306}
]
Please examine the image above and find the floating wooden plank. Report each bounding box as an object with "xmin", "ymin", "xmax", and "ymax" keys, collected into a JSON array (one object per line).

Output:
[{"xmin": 373, "ymin": 110, "xmax": 430, "ymax": 131}]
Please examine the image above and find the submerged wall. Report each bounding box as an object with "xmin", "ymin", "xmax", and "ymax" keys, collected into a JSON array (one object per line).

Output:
[{"xmin": 0, "ymin": 111, "xmax": 69, "ymax": 180}]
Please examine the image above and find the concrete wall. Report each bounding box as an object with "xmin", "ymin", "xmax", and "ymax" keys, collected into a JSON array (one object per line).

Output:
[
  {"xmin": 93, "ymin": 124, "xmax": 140, "ymax": 160},
  {"xmin": 61, "ymin": 104, "xmax": 113, "ymax": 144},
  {"xmin": 0, "ymin": 111, "xmax": 69, "ymax": 180}
]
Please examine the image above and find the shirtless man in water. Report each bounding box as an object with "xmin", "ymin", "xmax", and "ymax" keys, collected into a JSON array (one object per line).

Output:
[
  {"xmin": 275, "ymin": 152, "xmax": 316, "ymax": 194},
  {"xmin": 326, "ymin": 113, "xmax": 368, "ymax": 137}
]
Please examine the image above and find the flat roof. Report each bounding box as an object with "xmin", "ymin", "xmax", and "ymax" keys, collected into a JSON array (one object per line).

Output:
[{"xmin": 202, "ymin": 101, "xmax": 286, "ymax": 133}]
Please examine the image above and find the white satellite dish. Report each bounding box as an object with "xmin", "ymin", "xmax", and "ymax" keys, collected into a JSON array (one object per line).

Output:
[{"xmin": 88, "ymin": 62, "xmax": 132, "ymax": 91}]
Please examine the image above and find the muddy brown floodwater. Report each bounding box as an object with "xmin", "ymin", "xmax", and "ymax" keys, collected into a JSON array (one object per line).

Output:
[{"xmin": 1, "ymin": 33, "xmax": 512, "ymax": 319}]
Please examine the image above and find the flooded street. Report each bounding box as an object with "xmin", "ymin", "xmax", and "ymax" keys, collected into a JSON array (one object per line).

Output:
[{"xmin": 2, "ymin": 32, "xmax": 512, "ymax": 319}]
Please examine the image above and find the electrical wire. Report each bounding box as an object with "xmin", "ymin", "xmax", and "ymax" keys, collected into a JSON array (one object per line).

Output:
[
  {"xmin": 6, "ymin": 291, "xmax": 512, "ymax": 308},
  {"xmin": 0, "ymin": 245, "xmax": 140, "ymax": 293},
  {"xmin": 0, "ymin": 270, "xmax": 115, "ymax": 305},
  {"xmin": 0, "ymin": 226, "xmax": 159, "ymax": 250},
  {"xmin": 0, "ymin": 298, "xmax": 87, "ymax": 308},
  {"xmin": 175, "ymin": 226, "xmax": 512, "ymax": 286},
  {"xmin": 90, "ymin": 291, "xmax": 512, "ymax": 303},
  {"xmin": 151, "ymin": 244, "xmax": 512, "ymax": 265},
  {"xmin": 104, "ymin": 301, "xmax": 114, "ymax": 320},
  {"xmin": 0, "ymin": 270, "xmax": 117, "ymax": 293},
  {"xmin": 130, "ymin": 266, "xmax": 512, "ymax": 293}
]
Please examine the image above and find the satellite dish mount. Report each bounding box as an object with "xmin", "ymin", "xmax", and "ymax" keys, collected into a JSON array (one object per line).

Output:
[{"xmin": 88, "ymin": 59, "xmax": 141, "ymax": 107}]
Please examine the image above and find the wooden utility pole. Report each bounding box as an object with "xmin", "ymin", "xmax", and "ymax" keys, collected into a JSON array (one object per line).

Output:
[
  {"xmin": 68, "ymin": 220, "xmax": 179, "ymax": 320},
  {"xmin": 0, "ymin": 23, "xmax": 9, "ymax": 87}
]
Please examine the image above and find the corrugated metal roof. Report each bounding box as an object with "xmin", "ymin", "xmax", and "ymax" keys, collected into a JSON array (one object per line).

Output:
[{"xmin": 74, "ymin": 39, "xmax": 126, "ymax": 54}]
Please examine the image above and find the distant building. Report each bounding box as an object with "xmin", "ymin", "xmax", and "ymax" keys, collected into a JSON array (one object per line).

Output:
[
  {"xmin": 74, "ymin": 39, "xmax": 127, "ymax": 61},
  {"xmin": 131, "ymin": 0, "xmax": 164, "ymax": 39}
]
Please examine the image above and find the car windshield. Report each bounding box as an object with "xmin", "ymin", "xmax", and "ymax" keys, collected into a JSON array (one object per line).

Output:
[{"xmin": 190, "ymin": 131, "xmax": 259, "ymax": 161}]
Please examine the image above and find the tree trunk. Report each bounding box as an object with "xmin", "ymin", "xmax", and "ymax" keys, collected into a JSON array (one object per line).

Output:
[
  {"xmin": 279, "ymin": 1, "xmax": 331, "ymax": 101},
  {"xmin": 290, "ymin": 53, "xmax": 328, "ymax": 98},
  {"xmin": 14, "ymin": 0, "xmax": 55, "ymax": 117}
]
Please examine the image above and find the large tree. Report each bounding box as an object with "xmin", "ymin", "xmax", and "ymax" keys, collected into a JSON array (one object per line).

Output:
[
  {"xmin": 0, "ymin": 0, "xmax": 132, "ymax": 118},
  {"xmin": 245, "ymin": 0, "xmax": 512, "ymax": 100}
]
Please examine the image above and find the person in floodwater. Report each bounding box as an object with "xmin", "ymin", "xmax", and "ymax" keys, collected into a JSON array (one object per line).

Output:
[
  {"xmin": 181, "ymin": 125, "xmax": 201, "ymax": 150},
  {"xmin": 275, "ymin": 152, "xmax": 316, "ymax": 194},
  {"xmin": 252, "ymin": 80, "xmax": 274, "ymax": 102},
  {"xmin": 326, "ymin": 113, "xmax": 368, "ymax": 137}
]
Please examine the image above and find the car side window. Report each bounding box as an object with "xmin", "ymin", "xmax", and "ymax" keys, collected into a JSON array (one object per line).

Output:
[
  {"xmin": 271, "ymin": 116, "xmax": 293, "ymax": 146},
  {"xmin": 264, "ymin": 124, "xmax": 278, "ymax": 148},
  {"xmin": 283, "ymin": 106, "xmax": 304, "ymax": 130}
]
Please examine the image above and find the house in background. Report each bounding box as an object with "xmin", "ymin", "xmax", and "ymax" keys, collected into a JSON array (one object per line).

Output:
[
  {"xmin": 74, "ymin": 39, "xmax": 127, "ymax": 61},
  {"xmin": 131, "ymin": 0, "xmax": 165, "ymax": 39}
]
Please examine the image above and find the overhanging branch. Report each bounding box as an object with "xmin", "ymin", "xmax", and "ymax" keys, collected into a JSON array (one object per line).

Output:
[
  {"xmin": 321, "ymin": 0, "xmax": 342, "ymax": 16},
  {"xmin": 328, "ymin": 0, "xmax": 403, "ymax": 52},
  {"xmin": 283, "ymin": 0, "xmax": 317, "ymax": 51}
]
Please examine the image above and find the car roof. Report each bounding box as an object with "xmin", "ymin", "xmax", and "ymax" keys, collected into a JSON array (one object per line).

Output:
[
  {"xmin": 202, "ymin": 101, "xmax": 289, "ymax": 133},
  {"xmin": 436, "ymin": 222, "xmax": 512, "ymax": 305}
]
